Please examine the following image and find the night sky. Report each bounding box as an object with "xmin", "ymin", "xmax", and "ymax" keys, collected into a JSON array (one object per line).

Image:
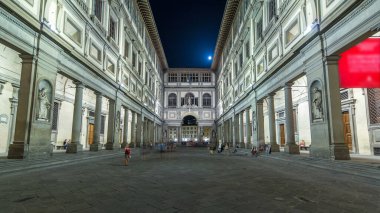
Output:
[{"xmin": 149, "ymin": 0, "xmax": 227, "ymax": 68}]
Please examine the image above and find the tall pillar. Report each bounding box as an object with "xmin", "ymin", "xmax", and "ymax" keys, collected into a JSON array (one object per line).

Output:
[
  {"xmin": 90, "ymin": 92, "xmax": 102, "ymax": 151},
  {"xmin": 245, "ymin": 108, "xmax": 251, "ymax": 149},
  {"xmin": 130, "ymin": 111, "xmax": 136, "ymax": 147},
  {"xmin": 8, "ymin": 55, "xmax": 36, "ymax": 159},
  {"xmin": 239, "ymin": 112, "xmax": 244, "ymax": 148},
  {"xmin": 106, "ymin": 99, "xmax": 116, "ymax": 150},
  {"xmin": 284, "ymin": 83, "xmax": 300, "ymax": 154},
  {"xmin": 121, "ymin": 107, "xmax": 129, "ymax": 148},
  {"xmin": 267, "ymin": 93, "xmax": 279, "ymax": 152},
  {"xmin": 257, "ymin": 100, "xmax": 265, "ymax": 147},
  {"xmin": 231, "ymin": 116, "xmax": 236, "ymax": 147},
  {"xmin": 232, "ymin": 115, "xmax": 236, "ymax": 148},
  {"xmin": 7, "ymin": 84, "xmax": 19, "ymax": 153},
  {"xmin": 135, "ymin": 114, "xmax": 141, "ymax": 147},
  {"xmin": 67, "ymin": 81, "xmax": 84, "ymax": 153}
]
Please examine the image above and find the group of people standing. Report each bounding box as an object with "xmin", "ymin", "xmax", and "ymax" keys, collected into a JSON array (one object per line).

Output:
[{"xmin": 209, "ymin": 143, "xmax": 272, "ymax": 157}]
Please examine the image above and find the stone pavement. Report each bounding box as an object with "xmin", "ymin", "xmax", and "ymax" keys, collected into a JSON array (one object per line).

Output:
[{"xmin": 0, "ymin": 147, "xmax": 379, "ymax": 213}]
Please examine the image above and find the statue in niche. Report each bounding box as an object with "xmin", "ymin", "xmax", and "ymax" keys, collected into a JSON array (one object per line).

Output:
[
  {"xmin": 38, "ymin": 88, "xmax": 51, "ymax": 120},
  {"xmin": 187, "ymin": 96, "xmax": 191, "ymax": 106},
  {"xmin": 312, "ymin": 87, "xmax": 323, "ymax": 120}
]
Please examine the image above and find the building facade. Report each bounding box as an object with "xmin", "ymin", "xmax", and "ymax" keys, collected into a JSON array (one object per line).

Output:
[
  {"xmin": 0, "ymin": 0, "xmax": 166, "ymax": 158},
  {"xmin": 213, "ymin": 0, "xmax": 380, "ymax": 159},
  {"xmin": 1, "ymin": 0, "xmax": 379, "ymax": 159},
  {"xmin": 163, "ymin": 68, "xmax": 216, "ymax": 145}
]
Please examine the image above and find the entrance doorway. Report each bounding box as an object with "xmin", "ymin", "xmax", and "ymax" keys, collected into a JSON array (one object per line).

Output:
[
  {"xmin": 280, "ymin": 124, "xmax": 285, "ymax": 146},
  {"xmin": 181, "ymin": 115, "xmax": 198, "ymax": 146},
  {"xmin": 342, "ymin": 111, "xmax": 353, "ymax": 151},
  {"xmin": 88, "ymin": 124, "xmax": 94, "ymax": 145}
]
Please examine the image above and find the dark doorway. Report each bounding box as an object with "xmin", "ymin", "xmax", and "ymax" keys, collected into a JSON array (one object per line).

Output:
[{"xmin": 182, "ymin": 115, "xmax": 197, "ymax": 126}]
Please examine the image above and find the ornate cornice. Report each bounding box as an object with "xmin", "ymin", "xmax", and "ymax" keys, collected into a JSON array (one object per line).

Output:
[
  {"xmin": 211, "ymin": 0, "xmax": 241, "ymax": 71},
  {"xmin": 137, "ymin": 0, "xmax": 169, "ymax": 70}
]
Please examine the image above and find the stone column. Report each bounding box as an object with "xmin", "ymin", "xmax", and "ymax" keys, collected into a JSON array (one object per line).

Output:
[
  {"xmin": 121, "ymin": 107, "xmax": 129, "ymax": 148},
  {"xmin": 106, "ymin": 99, "xmax": 116, "ymax": 150},
  {"xmin": 239, "ymin": 112, "xmax": 244, "ymax": 148},
  {"xmin": 130, "ymin": 111, "xmax": 136, "ymax": 147},
  {"xmin": 135, "ymin": 114, "xmax": 141, "ymax": 147},
  {"xmin": 67, "ymin": 81, "xmax": 84, "ymax": 153},
  {"xmin": 284, "ymin": 83, "xmax": 300, "ymax": 154},
  {"xmin": 256, "ymin": 100, "xmax": 265, "ymax": 147},
  {"xmin": 245, "ymin": 108, "xmax": 251, "ymax": 149},
  {"xmin": 267, "ymin": 93, "xmax": 279, "ymax": 152},
  {"xmin": 231, "ymin": 116, "xmax": 236, "ymax": 148},
  {"xmin": 7, "ymin": 84, "xmax": 19, "ymax": 153},
  {"xmin": 8, "ymin": 55, "xmax": 36, "ymax": 159},
  {"xmin": 90, "ymin": 92, "xmax": 102, "ymax": 151}
]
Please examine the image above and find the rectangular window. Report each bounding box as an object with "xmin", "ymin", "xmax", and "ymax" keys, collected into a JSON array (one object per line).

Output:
[
  {"xmin": 239, "ymin": 53, "xmax": 243, "ymax": 68},
  {"xmin": 256, "ymin": 19, "xmax": 263, "ymax": 41},
  {"xmin": 131, "ymin": 83, "xmax": 136, "ymax": 92},
  {"xmin": 52, "ymin": 102, "xmax": 59, "ymax": 131},
  {"xmin": 124, "ymin": 40, "xmax": 130, "ymax": 58},
  {"xmin": 368, "ymin": 88, "xmax": 380, "ymax": 124},
  {"xmin": 107, "ymin": 59, "xmax": 115, "ymax": 74},
  {"xmin": 138, "ymin": 61, "xmax": 143, "ymax": 76},
  {"xmin": 90, "ymin": 43, "xmax": 101, "ymax": 62},
  {"xmin": 168, "ymin": 73, "xmax": 177, "ymax": 82},
  {"xmin": 132, "ymin": 52, "xmax": 137, "ymax": 68},
  {"xmin": 181, "ymin": 73, "xmax": 188, "ymax": 82},
  {"xmin": 285, "ymin": 19, "xmax": 300, "ymax": 46},
  {"xmin": 268, "ymin": 0, "xmax": 276, "ymax": 21},
  {"xmin": 64, "ymin": 17, "xmax": 82, "ymax": 46},
  {"xmin": 245, "ymin": 41, "xmax": 250, "ymax": 59},
  {"xmin": 234, "ymin": 62, "xmax": 238, "ymax": 78},
  {"xmin": 109, "ymin": 17, "xmax": 116, "ymax": 40},
  {"xmin": 123, "ymin": 75, "xmax": 129, "ymax": 86},
  {"xmin": 94, "ymin": 0, "xmax": 103, "ymax": 21},
  {"xmin": 268, "ymin": 44, "xmax": 278, "ymax": 62},
  {"xmin": 257, "ymin": 59, "xmax": 264, "ymax": 75},
  {"xmin": 203, "ymin": 73, "xmax": 211, "ymax": 82},
  {"xmin": 145, "ymin": 71, "xmax": 148, "ymax": 84}
]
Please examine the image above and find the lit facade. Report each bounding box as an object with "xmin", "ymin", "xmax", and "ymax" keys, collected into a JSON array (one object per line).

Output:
[
  {"xmin": 0, "ymin": 0, "xmax": 379, "ymax": 159},
  {"xmin": 213, "ymin": 0, "xmax": 380, "ymax": 158}
]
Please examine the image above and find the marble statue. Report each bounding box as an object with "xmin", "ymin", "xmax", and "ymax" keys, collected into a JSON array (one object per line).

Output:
[
  {"xmin": 38, "ymin": 88, "xmax": 51, "ymax": 120},
  {"xmin": 312, "ymin": 87, "xmax": 323, "ymax": 120}
]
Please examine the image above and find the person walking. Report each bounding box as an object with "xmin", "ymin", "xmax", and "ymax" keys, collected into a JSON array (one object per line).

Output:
[{"xmin": 124, "ymin": 145, "xmax": 131, "ymax": 166}]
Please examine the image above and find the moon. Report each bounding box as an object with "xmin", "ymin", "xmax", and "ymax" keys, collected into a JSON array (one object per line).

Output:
[{"xmin": 208, "ymin": 56, "xmax": 212, "ymax": 60}]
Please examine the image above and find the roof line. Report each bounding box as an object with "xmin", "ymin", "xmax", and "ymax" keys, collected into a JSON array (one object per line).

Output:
[
  {"xmin": 137, "ymin": 0, "xmax": 169, "ymax": 70},
  {"xmin": 210, "ymin": 0, "xmax": 240, "ymax": 71}
]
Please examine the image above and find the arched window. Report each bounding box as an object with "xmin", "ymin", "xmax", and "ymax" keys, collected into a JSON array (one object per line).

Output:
[
  {"xmin": 202, "ymin": 93, "xmax": 212, "ymax": 107},
  {"xmin": 168, "ymin": 93, "xmax": 177, "ymax": 108}
]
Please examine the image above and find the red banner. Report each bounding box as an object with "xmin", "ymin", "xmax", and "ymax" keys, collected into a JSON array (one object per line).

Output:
[{"xmin": 339, "ymin": 37, "xmax": 380, "ymax": 88}]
